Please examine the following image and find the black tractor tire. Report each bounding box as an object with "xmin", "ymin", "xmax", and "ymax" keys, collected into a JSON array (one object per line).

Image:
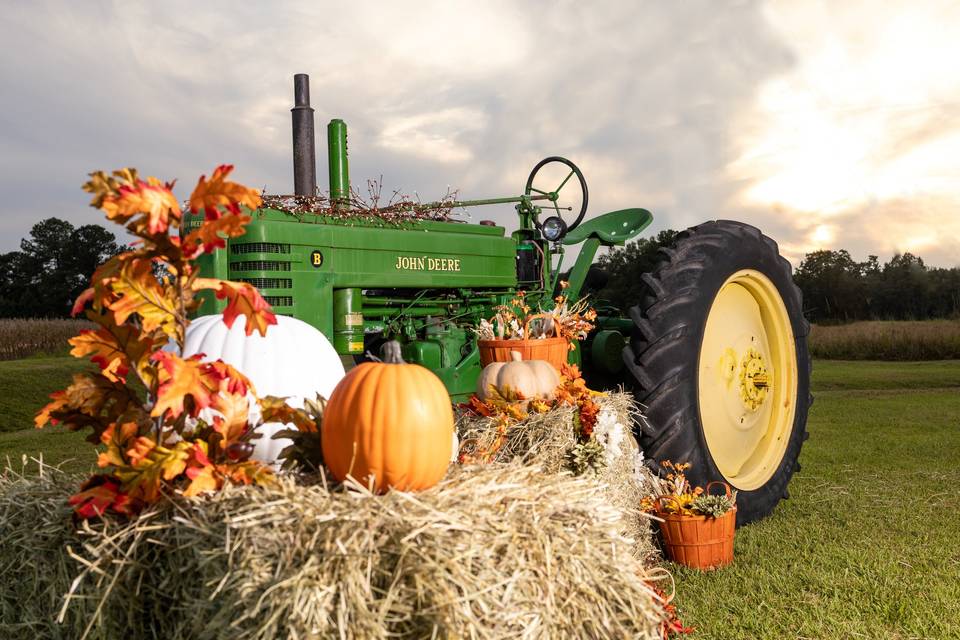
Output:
[{"xmin": 623, "ymin": 220, "xmax": 812, "ymax": 525}]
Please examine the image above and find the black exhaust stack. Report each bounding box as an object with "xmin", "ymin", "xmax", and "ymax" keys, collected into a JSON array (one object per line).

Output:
[{"xmin": 291, "ymin": 73, "xmax": 316, "ymax": 196}]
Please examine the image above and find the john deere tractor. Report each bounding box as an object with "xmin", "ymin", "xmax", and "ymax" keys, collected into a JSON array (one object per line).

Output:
[{"xmin": 186, "ymin": 75, "xmax": 811, "ymax": 524}]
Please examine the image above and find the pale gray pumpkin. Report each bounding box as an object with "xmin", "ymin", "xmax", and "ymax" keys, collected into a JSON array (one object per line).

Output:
[{"xmin": 476, "ymin": 351, "xmax": 560, "ymax": 402}]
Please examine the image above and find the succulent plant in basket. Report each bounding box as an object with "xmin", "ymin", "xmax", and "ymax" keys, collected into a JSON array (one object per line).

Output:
[{"xmin": 642, "ymin": 461, "xmax": 738, "ymax": 570}]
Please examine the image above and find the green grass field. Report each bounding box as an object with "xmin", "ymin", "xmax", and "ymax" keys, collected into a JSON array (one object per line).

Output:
[
  {"xmin": 672, "ymin": 360, "xmax": 960, "ymax": 639},
  {"xmin": 1, "ymin": 356, "xmax": 959, "ymax": 638}
]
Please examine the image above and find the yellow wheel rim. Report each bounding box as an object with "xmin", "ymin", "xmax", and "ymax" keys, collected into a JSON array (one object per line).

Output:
[{"xmin": 698, "ymin": 269, "xmax": 798, "ymax": 490}]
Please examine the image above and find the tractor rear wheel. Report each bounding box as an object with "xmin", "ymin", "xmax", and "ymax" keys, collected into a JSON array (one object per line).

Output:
[{"xmin": 623, "ymin": 220, "xmax": 811, "ymax": 525}]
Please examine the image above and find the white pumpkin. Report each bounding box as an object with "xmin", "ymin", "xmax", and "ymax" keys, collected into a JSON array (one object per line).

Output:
[{"xmin": 182, "ymin": 314, "xmax": 345, "ymax": 464}]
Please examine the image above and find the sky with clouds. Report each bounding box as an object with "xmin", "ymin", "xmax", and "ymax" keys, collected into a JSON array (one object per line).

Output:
[{"xmin": 1, "ymin": 0, "xmax": 958, "ymax": 267}]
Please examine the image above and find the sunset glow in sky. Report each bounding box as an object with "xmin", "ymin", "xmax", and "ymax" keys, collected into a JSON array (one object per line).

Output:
[{"xmin": 1, "ymin": 1, "xmax": 957, "ymax": 267}]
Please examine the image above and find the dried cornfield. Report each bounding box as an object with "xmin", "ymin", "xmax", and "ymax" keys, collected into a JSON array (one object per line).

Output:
[
  {"xmin": 0, "ymin": 318, "xmax": 92, "ymax": 361},
  {"xmin": 809, "ymin": 320, "xmax": 960, "ymax": 360}
]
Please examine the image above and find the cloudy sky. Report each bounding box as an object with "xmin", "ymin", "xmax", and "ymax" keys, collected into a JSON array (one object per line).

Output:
[{"xmin": 2, "ymin": 0, "xmax": 958, "ymax": 267}]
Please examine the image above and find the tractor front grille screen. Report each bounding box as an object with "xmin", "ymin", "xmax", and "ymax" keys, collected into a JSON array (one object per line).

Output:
[
  {"xmin": 264, "ymin": 296, "xmax": 294, "ymax": 307},
  {"xmin": 239, "ymin": 277, "xmax": 293, "ymax": 289},
  {"xmin": 229, "ymin": 261, "xmax": 292, "ymax": 272},
  {"xmin": 230, "ymin": 243, "xmax": 291, "ymax": 255}
]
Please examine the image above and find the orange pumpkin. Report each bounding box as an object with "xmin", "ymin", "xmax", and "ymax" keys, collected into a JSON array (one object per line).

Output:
[{"xmin": 321, "ymin": 341, "xmax": 454, "ymax": 492}]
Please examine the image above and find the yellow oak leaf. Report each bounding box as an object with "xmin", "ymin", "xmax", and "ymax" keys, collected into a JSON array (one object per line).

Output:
[
  {"xmin": 258, "ymin": 396, "xmax": 318, "ymax": 433},
  {"xmin": 107, "ymin": 258, "xmax": 180, "ymax": 340}
]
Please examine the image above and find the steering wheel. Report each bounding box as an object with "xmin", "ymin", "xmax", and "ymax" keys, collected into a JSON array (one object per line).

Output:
[{"xmin": 524, "ymin": 156, "xmax": 588, "ymax": 234}]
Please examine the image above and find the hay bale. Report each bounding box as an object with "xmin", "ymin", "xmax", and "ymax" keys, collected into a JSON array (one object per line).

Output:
[
  {"xmin": 1, "ymin": 462, "xmax": 668, "ymax": 639},
  {"xmin": 458, "ymin": 391, "xmax": 658, "ymax": 561}
]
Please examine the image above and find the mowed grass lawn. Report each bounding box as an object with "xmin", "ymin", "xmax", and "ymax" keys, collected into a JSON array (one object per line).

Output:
[
  {"xmin": 674, "ymin": 360, "xmax": 960, "ymax": 639},
  {"xmin": 2, "ymin": 356, "xmax": 959, "ymax": 638}
]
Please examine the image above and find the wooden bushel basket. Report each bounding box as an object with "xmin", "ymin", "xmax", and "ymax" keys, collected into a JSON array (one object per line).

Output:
[
  {"xmin": 657, "ymin": 482, "xmax": 736, "ymax": 570},
  {"xmin": 478, "ymin": 313, "xmax": 569, "ymax": 370}
]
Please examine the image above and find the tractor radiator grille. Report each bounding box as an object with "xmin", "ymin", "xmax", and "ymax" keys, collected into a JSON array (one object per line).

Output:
[
  {"xmin": 230, "ymin": 261, "xmax": 291, "ymax": 272},
  {"xmin": 239, "ymin": 277, "xmax": 292, "ymax": 289},
  {"xmin": 231, "ymin": 242, "xmax": 291, "ymax": 255},
  {"xmin": 264, "ymin": 296, "xmax": 294, "ymax": 307}
]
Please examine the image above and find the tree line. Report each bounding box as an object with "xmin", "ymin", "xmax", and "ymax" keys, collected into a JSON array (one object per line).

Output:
[
  {"xmin": 594, "ymin": 231, "xmax": 960, "ymax": 323},
  {"xmin": 1, "ymin": 217, "xmax": 957, "ymax": 323}
]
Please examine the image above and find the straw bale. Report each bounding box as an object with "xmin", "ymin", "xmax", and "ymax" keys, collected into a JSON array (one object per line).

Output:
[
  {"xmin": 458, "ymin": 391, "xmax": 658, "ymax": 560},
  {"xmin": 1, "ymin": 460, "xmax": 668, "ymax": 639}
]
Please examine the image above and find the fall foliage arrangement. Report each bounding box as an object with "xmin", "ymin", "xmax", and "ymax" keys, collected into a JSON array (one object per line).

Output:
[
  {"xmin": 474, "ymin": 287, "xmax": 597, "ymax": 345},
  {"xmin": 641, "ymin": 460, "xmax": 738, "ymax": 518},
  {"xmin": 33, "ymin": 166, "xmax": 318, "ymax": 518}
]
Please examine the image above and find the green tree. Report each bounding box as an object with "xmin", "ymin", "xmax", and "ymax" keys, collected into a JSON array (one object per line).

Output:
[
  {"xmin": 593, "ymin": 229, "xmax": 680, "ymax": 311},
  {"xmin": 0, "ymin": 217, "xmax": 123, "ymax": 318},
  {"xmin": 873, "ymin": 253, "xmax": 930, "ymax": 320},
  {"xmin": 793, "ymin": 250, "xmax": 869, "ymax": 322}
]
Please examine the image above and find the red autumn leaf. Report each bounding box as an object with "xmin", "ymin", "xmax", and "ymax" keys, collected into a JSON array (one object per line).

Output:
[
  {"xmin": 71, "ymin": 288, "xmax": 96, "ymax": 317},
  {"xmin": 68, "ymin": 476, "xmax": 141, "ymax": 519},
  {"xmin": 188, "ymin": 165, "xmax": 262, "ymax": 220},
  {"xmin": 192, "ymin": 277, "xmax": 276, "ymax": 337},
  {"xmin": 204, "ymin": 359, "xmax": 253, "ymax": 397}
]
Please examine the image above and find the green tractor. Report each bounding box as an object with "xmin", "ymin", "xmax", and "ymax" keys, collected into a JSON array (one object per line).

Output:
[{"xmin": 186, "ymin": 75, "xmax": 811, "ymax": 524}]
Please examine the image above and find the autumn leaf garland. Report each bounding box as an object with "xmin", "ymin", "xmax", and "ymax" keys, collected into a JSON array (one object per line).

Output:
[{"xmin": 36, "ymin": 165, "xmax": 309, "ymax": 519}]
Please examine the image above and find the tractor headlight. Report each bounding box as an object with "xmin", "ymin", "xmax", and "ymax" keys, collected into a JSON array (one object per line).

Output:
[{"xmin": 541, "ymin": 216, "xmax": 568, "ymax": 242}]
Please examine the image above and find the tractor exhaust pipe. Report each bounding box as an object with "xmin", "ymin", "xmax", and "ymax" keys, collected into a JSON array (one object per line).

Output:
[{"xmin": 291, "ymin": 73, "xmax": 316, "ymax": 196}]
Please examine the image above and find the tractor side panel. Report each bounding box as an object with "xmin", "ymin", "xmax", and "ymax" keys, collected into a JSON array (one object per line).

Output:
[{"xmin": 190, "ymin": 210, "xmax": 518, "ymax": 339}]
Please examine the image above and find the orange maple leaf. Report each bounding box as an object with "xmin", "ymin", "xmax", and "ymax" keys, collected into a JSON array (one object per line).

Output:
[
  {"xmin": 188, "ymin": 165, "xmax": 262, "ymax": 220},
  {"xmin": 35, "ymin": 390, "xmax": 68, "ymax": 428},
  {"xmin": 210, "ymin": 392, "xmax": 251, "ymax": 444},
  {"xmin": 35, "ymin": 373, "xmax": 144, "ymax": 440},
  {"xmin": 182, "ymin": 212, "xmax": 252, "ymax": 258},
  {"xmin": 151, "ymin": 353, "xmax": 221, "ymax": 419},
  {"xmin": 183, "ymin": 442, "xmax": 221, "ymax": 497},
  {"xmin": 70, "ymin": 328, "xmax": 129, "ymax": 382},
  {"xmin": 85, "ymin": 170, "xmax": 181, "ymax": 234},
  {"xmin": 192, "ymin": 278, "xmax": 276, "ymax": 337},
  {"xmin": 125, "ymin": 436, "xmax": 157, "ymax": 466},
  {"xmin": 69, "ymin": 477, "xmax": 122, "ymax": 519},
  {"xmin": 220, "ymin": 460, "xmax": 274, "ymax": 487}
]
